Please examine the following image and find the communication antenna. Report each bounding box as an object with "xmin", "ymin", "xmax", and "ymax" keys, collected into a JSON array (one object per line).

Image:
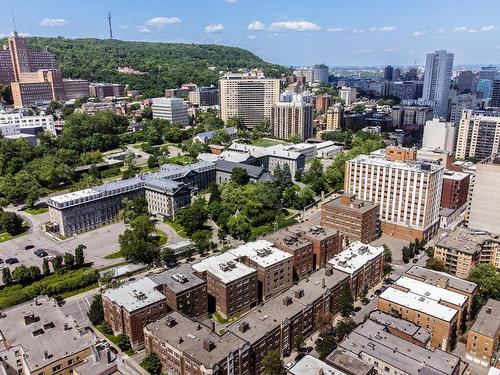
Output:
[
  {"xmin": 108, "ymin": 12, "xmax": 113, "ymax": 39},
  {"xmin": 11, "ymin": 7, "xmax": 17, "ymax": 32}
]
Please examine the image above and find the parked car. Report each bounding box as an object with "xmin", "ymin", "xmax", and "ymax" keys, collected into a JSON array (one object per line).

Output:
[
  {"xmin": 374, "ymin": 289, "xmax": 383, "ymax": 295},
  {"xmin": 354, "ymin": 306, "xmax": 362, "ymax": 312},
  {"xmin": 34, "ymin": 249, "xmax": 48, "ymax": 257},
  {"xmin": 295, "ymin": 353, "xmax": 305, "ymax": 362},
  {"xmin": 361, "ymin": 297, "xmax": 370, "ymax": 305},
  {"xmin": 0, "ymin": 258, "xmax": 4, "ymax": 264},
  {"xmin": 412, "ymin": 258, "xmax": 418, "ymax": 263},
  {"xmin": 24, "ymin": 244, "xmax": 35, "ymax": 250},
  {"xmin": 5, "ymin": 258, "xmax": 19, "ymax": 265}
]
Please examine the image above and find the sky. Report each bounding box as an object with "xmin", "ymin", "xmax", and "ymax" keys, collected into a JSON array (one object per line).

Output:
[{"xmin": 1, "ymin": 0, "xmax": 500, "ymax": 67}]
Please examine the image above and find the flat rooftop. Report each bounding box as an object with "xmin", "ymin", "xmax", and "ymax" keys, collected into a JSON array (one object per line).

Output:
[
  {"xmin": 339, "ymin": 320, "xmax": 460, "ymax": 375},
  {"xmin": 369, "ymin": 310, "xmax": 430, "ymax": 345},
  {"xmin": 148, "ymin": 264, "xmax": 205, "ymax": 294},
  {"xmin": 288, "ymin": 223, "xmax": 341, "ymax": 241},
  {"xmin": 350, "ymin": 154, "xmax": 443, "ymax": 173},
  {"xmin": 328, "ymin": 241, "xmax": 383, "ymax": 275},
  {"xmin": 102, "ymin": 278, "xmax": 165, "ymax": 313},
  {"xmin": 49, "ymin": 188, "xmax": 100, "ymax": 204},
  {"xmin": 265, "ymin": 229, "xmax": 312, "ymax": 252},
  {"xmin": 470, "ymin": 299, "xmax": 500, "ymax": 338},
  {"xmin": 228, "ymin": 240, "xmax": 292, "ymax": 268},
  {"xmin": 145, "ymin": 312, "xmax": 246, "ymax": 368},
  {"xmin": 379, "ymin": 286, "xmax": 458, "ymax": 322},
  {"xmin": 442, "ymin": 170, "xmax": 469, "ymax": 181},
  {"xmin": 434, "ymin": 226, "xmax": 492, "ymax": 255},
  {"xmin": 192, "ymin": 252, "xmax": 256, "ymax": 284},
  {"xmin": 289, "ymin": 355, "xmax": 349, "ymax": 375},
  {"xmin": 323, "ymin": 195, "xmax": 379, "ymax": 214},
  {"xmin": 325, "ymin": 349, "xmax": 373, "ymax": 375},
  {"xmin": 394, "ymin": 275, "xmax": 467, "ymax": 307},
  {"xmin": 0, "ymin": 297, "xmax": 95, "ymax": 373},
  {"xmin": 405, "ymin": 266, "xmax": 477, "ymax": 295}
]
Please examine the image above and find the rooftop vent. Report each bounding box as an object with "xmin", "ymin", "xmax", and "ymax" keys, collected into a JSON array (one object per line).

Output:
[
  {"xmin": 239, "ymin": 321, "xmax": 250, "ymax": 333},
  {"xmin": 295, "ymin": 289, "xmax": 304, "ymax": 299},
  {"xmin": 486, "ymin": 307, "xmax": 492, "ymax": 314},
  {"xmin": 325, "ymin": 267, "xmax": 333, "ymax": 276},
  {"xmin": 203, "ymin": 338, "xmax": 216, "ymax": 352},
  {"xmin": 283, "ymin": 296, "xmax": 293, "ymax": 306},
  {"xmin": 172, "ymin": 273, "xmax": 189, "ymax": 284},
  {"xmin": 165, "ymin": 315, "xmax": 176, "ymax": 327}
]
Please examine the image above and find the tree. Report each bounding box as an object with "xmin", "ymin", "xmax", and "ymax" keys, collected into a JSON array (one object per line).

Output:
[
  {"xmin": 468, "ymin": 264, "xmax": 500, "ymax": 307},
  {"xmin": 287, "ymin": 135, "xmax": 302, "ymax": 144},
  {"xmin": 13, "ymin": 265, "xmax": 31, "ymax": 284},
  {"xmin": 147, "ymin": 155, "xmax": 159, "ymax": 169},
  {"xmin": 339, "ymin": 284, "xmax": 354, "ymax": 316},
  {"xmin": 119, "ymin": 215, "xmax": 161, "ymax": 265},
  {"xmin": 2, "ymin": 267, "xmax": 12, "ymax": 286},
  {"xmin": 227, "ymin": 213, "xmax": 251, "ymax": 241},
  {"xmin": 120, "ymin": 196, "xmax": 148, "ymax": 223},
  {"xmin": 87, "ymin": 295, "xmax": 104, "ymax": 325},
  {"xmin": 425, "ymin": 257, "xmax": 448, "ymax": 272},
  {"xmin": 383, "ymin": 244, "xmax": 392, "ymax": 263},
  {"xmin": 402, "ymin": 246, "xmax": 411, "ymax": 263},
  {"xmin": 53, "ymin": 255, "xmax": 63, "ymax": 273},
  {"xmin": 0, "ymin": 211, "xmax": 24, "ymax": 235},
  {"xmin": 316, "ymin": 333, "xmax": 337, "ymax": 360},
  {"xmin": 63, "ymin": 252, "xmax": 75, "ymax": 269},
  {"xmin": 117, "ymin": 334, "xmax": 132, "ymax": 352},
  {"xmin": 75, "ymin": 244, "xmax": 86, "ymax": 268},
  {"xmin": 262, "ymin": 350, "xmax": 285, "ymax": 375},
  {"xmin": 335, "ymin": 318, "xmax": 356, "ymax": 341},
  {"xmin": 28, "ymin": 266, "xmax": 41, "ymax": 281},
  {"xmin": 42, "ymin": 258, "xmax": 51, "ymax": 276},
  {"xmin": 141, "ymin": 353, "xmax": 162, "ymax": 375},
  {"xmin": 161, "ymin": 247, "xmax": 175, "ymax": 265},
  {"xmin": 293, "ymin": 334, "xmax": 305, "ymax": 352},
  {"xmin": 231, "ymin": 167, "xmax": 250, "ymax": 185},
  {"xmin": 176, "ymin": 197, "xmax": 208, "ymax": 236},
  {"xmin": 192, "ymin": 230, "xmax": 212, "ymax": 255},
  {"xmin": 282, "ymin": 164, "xmax": 293, "ymax": 189}
]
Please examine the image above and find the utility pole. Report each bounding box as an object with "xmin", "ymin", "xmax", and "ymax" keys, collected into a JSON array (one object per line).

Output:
[{"xmin": 108, "ymin": 12, "xmax": 113, "ymax": 40}]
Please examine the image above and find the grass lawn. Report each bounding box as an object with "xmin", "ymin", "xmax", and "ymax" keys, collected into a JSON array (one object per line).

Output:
[
  {"xmin": 104, "ymin": 251, "xmax": 124, "ymax": 259},
  {"xmin": 0, "ymin": 229, "xmax": 28, "ymax": 243},
  {"xmin": 251, "ymin": 138, "xmax": 286, "ymax": 147},
  {"xmin": 24, "ymin": 207, "xmax": 49, "ymax": 215},
  {"xmin": 164, "ymin": 220, "xmax": 187, "ymax": 238},
  {"xmin": 164, "ymin": 155, "xmax": 194, "ymax": 165},
  {"xmin": 95, "ymin": 324, "xmax": 134, "ymax": 355},
  {"xmin": 154, "ymin": 227, "xmax": 168, "ymax": 245}
]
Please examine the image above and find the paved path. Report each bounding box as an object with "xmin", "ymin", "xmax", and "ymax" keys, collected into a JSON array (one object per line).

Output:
[{"xmin": 155, "ymin": 221, "xmax": 184, "ymax": 245}]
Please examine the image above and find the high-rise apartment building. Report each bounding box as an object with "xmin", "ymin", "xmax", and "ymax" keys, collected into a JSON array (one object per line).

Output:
[
  {"xmin": 440, "ymin": 170, "xmax": 470, "ymax": 210},
  {"xmin": 89, "ymin": 83, "xmax": 125, "ymax": 98},
  {"xmin": 315, "ymin": 93, "xmax": 332, "ymax": 112},
  {"xmin": 491, "ymin": 79, "xmax": 500, "ymax": 107},
  {"xmin": 456, "ymin": 70, "xmax": 476, "ymax": 94},
  {"xmin": 422, "ymin": 118, "xmax": 456, "ymax": 153},
  {"xmin": 478, "ymin": 66, "xmax": 497, "ymax": 81},
  {"xmin": 476, "ymin": 78, "xmax": 493, "ymax": 99},
  {"xmin": 152, "ymin": 97, "xmax": 189, "ymax": 126},
  {"xmin": 271, "ymin": 94, "xmax": 313, "ymax": 141},
  {"xmin": 293, "ymin": 67, "xmax": 314, "ymax": 84},
  {"xmin": 188, "ymin": 86, "xmax": 219, "ymax": 106},
  {"xmin": 325, "ymin": 104, "xmax": 343, "ymax": 130},
  {"xmin": 339, "ymin": 86, "xmax": 357, "ymax": 105},
  {"xmin": 455, "ymin": 109, "xmax": 500, "ymax": 160},
  {"xmin": 449, "ymin": 92, "xmax": 478, "ymax": 124},
  {"xmin": 345, "ymin": 147, "xmax": 444, "ymax": 241},
  {"xmin": 384, "ymin": 65, "xmax": 394, "ymax": 81},
  {"xmin": 393, "ymin": 67, "xmax": 401, "ymax": 81},
  {"xmin": 391, "ymin": 104, "xmax": 434, "ymax": 128},
  {"xmin": 219, "ymin": 73, "xmax": 280, "ymax": 128},
  {"xmin": 313, "ymin": 64, "xmax": 329, "ymax": 83},
  {"xmin": 422, "ymin": 50, "xmax": 454, "ymax": 118}
]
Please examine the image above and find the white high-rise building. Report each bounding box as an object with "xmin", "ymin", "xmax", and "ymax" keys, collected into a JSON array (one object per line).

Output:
[
  {"xmin": 455, "ymin": 109, "xmax": 500, "ymax": 160},
  {"xmin": 219, "ymin": 73, "xmax": 280, "ymax": 128},
  {"xmin": 293, "ymin": 67, "xmax": 314, "ymax": 84},
  {"xmin": 152, "ymin": 98, "xmax": 189, "ymax": 127},
  {"xmin": 339, "ymin": 86, "xmax": 357, "ymax": 105},
  {"xmin": 345, "ymin": 147, "xmax": 444, "ymax": 241},
  {"xmin": 271, "ymin": 94, "xmax": 314, "ymax": 141},
  {"xmin": 422, "ymin": 119, "xmax": 456, "ymax": 154},
  {"xmin": 422, "ymin": 50, "xmax": 454, "ymax": 119}
]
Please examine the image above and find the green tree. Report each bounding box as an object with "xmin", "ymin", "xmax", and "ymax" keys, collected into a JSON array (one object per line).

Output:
[
  {"xmin": 161, "ymin": 247, "xmax": 175, "ymax": 265},
  {"xmin": 176, "ymin": 197, "xmax": 208, "ymax": 236},
  {"xmin": 287, "ymin": 135, "xmax": 302, "ymax": 144},
  {"xmin": 0, "ymin": 210, "xmax": 24, "ymax": 235},
  {"xmin": 117, "ymin": 334, "xmax": 132, "ymax": 352},
  {"xmin": 120, "ymin": 196, "xmax": 148, "ymax": 223},
  {"xmin": 383, "ymin": 244, "xmax": 392, "ymax": 263},
  {"xmin": 42, "ymin": 258, "xmax": 51, "ymax": 276},
  {"xmin": 262, "ymin": 350, "xmax": 285, "ymax": 375},
  {"xmin": 2, "ymin": 267, "xmax": 13, "ymax": 286},
  {"xmin": 53, "ymin": 255, "xmax": 63, "ymax": 273},
  {"xmin": 293, "ymin": 334, "xmax": 305, "ymax": 351},
  {"xmin": 281, "ymin": 164, "xmax": 293, "ymax": 189},
  {"xmin": 231, "ymin": 167, "xmax": 250, "ymax": 185},
  {"xmin": 147, "ymin": 155, "xmax": 159, "ymax": 169},
  {"xmin": 192, "ymin": 230, "xmax": 212, "ymax": 255},
  {"xmin": 63, "ymin": 252, "xmax": 75, "ymax": 269},
  {"xmin": 339, "ymin": 284, "xmax": 354, "ymax": 316},
  {"xmin": 335, "ymin": 318, "xmax": 356, "ymax": 341},
  {"xmin": 227, "ymin": 213, "xmax": 251, "ymax": 241},
  {"xmin": 140, "ymin": 353, "xmax": 162, "ymax": 375},
  {"xmin": 468, "ymin": 264, "xmax": 500, "ymax": 307},
  {"xmin": 316, "ymin": 333, "xmax": 337, "ymax": 360},
  {"xmin": 119, "ymin": 215, "xmax": 161, "ymax": 265},
  {"xmin": 425, "ymin": 257, "xmax": 448, "ymax": 272},
  {"xmin": 75, "ymin": 244, "xmax": 86, "ymax": 268},
  {"xmin": 87, "ymin": 295, "xmax": 104, "ymax": 325}
]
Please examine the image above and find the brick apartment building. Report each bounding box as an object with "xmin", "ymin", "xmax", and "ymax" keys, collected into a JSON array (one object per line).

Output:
[
  {"xmin": 440, "ymin": 170, "xmax": 470, "ymax": 210},
  {"xmin": 321, "ymin": 193, "xmax": 380, "ymax": 243},
  {"xmin": 102, "ymin": 278, "xmax": 168, "ymax": 350},
  {"xmin": 192, "ymin": 252, "xmax": 258, "ymax": 319},
  {"xmin": 228, "ymin": 240, "xmax": 293, "ymax": 301},
  {"xmin": 148, "ymin": 264, "xmax": 208, "ymax": 319},
  {"xmin": 265, "ymin": 229, "xmax": 314, "ymax": 279},
  {"xmin": 328, "ymin": 241, "xmax": 384, "ymax": 298}
]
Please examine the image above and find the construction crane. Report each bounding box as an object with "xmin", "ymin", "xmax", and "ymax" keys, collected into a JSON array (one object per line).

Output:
[{"xmin": 108, "ymin": 12, "xmax": 113, "ymax": 40}]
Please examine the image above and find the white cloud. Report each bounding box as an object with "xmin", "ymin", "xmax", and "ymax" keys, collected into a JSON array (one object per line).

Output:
[
  {"xmin": 120, "ymin": 25, "xmax": 129, "ymax": 30},
  {"xmin": 39, "ymin": 18, "xmax": 69, "ymax": 27},
  {"xmin": 481, "ymin": 25, "xmax": 497, "ymax": 32},
  {"xmin": 352, "ymin": 28, "xmax": 365, "ymax": 34},
  {"xmin": 268, "ymin": 20, "xmax": 321, "ymax": 32},
  {"xmin": 326, "ymin": 27, "xmax": 346, "ymax": 32},
  {"xmin": 412, "ymin": 30, "xmax": 427, "ymax": 37},
  {"xmin": 368, "ymin": 26, "xmax": 397, "ymax": 33},
  {"xmin": 247, "ymin": 21, "xmax": 265, "ymax": 31},
  {"xmin": 384, "ymin": 47, "xmax": 402, "ymax": 52},
  {"xmin": 435, "ymin": 28, "xmax": 447, "ymax": 34},
  {"xmin": 205, "ymin": 23, "xmax": 224, "ymax": 33},
  {"xmin": 145, "ymin": 17, "xmax": 182, "ymax": 26},
  {"xmin": 356, "ymin": 48, "xmax": 373, "ymax": 54},
  {"xmin": 226, "ymin": 0, "xmax": 238, "ymax": 2},
  {"xmin": 247, "ymin": 35, "xmax": 256, "ymax": 39},
  {"xmin": 453, "ymin": 26, "xmax": 468, "ymax": 33},
  {"xmin": 138, "ymin": 27, "xmax": 153, "ymax": 33}
]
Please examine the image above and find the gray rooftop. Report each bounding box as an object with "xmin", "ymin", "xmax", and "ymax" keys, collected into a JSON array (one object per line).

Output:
[
  {"xmin": 434, "ymin": 226, "xmax": 494, "ymax": 255},
  {"xmin": 289, "ymin": 355, "xmax": 349, "ymax": 375},
  {"xmin": 288, "ymin": 222, "xmax": 341, "ymax": 241},
  {"xmin": 214, "ymin": 159, "xmax": 274, "ymax": 181},
  {"xmin": 145, "ymin": 312, "xmax": 246, "ymax": 369},
  {"xmin": 405, "ymin": 266, "xmax": 477, "ymax": 295},
  {"xmin": 0, "ymin": 297, "xmax": 95, "ymax": 373},
  {"xmin": 339, "ymin": 320, "xmax": 460, "ymax": 375},
  {"xmin": 148, "ymin": 264, "xmax": 206, "ymax": 294},
  {"xmin": 102, "ymin": 278, "xmax": 166, "ymax": 313},
  {"xmin": 369, "ymin": 310, "xmax": 431, "ymax": 345},
  {"xmin": 470, "ymin": 299, "xmax": 500, "ymax": 338},
  {"xmin": 265, "ymin": 228, "xmax": 312, "ymax": 252},
  {"xmin": 324, "ymin": 195, "xmax": 379, "ymax": 214},
  {"xmin": 325, "ymin": 349, "xmax": 373, "ymax": 375}
]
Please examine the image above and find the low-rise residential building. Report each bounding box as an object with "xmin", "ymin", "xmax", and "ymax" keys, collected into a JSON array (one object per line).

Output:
[
  {"xmin": 193, "ymin": 127, "xmax": 238, "ymax": 144},
  {"xmin": 102, "ymin": 278, "xmax": 168, "ymax": 350},
  {"xmin": 0, "ymin": 297, "xmax": 95, "ymax": 375},
  {"xmin": 214, "ymin": 160, "xmax": 274, "ymax": 183},
  {"xmin": 265, "ymin": 229, "xmax": 314, "ymax": 279},
  {"xmin": 321, "ymin": 194, "xmax": 380, "ymax": 243},
  {"xmin": 465, "ymin": 299, "xmax": 500, "ymax": 367},
  {"xmin": 337, "ymin": 319, "xmax": 461, "ymax": 375},
  {"xmin": 192, "ymin": 252, "xmax": 258, "ymax": 319},
  {"xmin": 228, "ymin": 240, "xmax": 293, "ymax": 301},
  {"xmin": 289, "ymin": 355, "xmax": 349, "ymax": 375},
  {"xmin": 144, "ymin": 312, "xmax": 250, "ymax": 375},
  {"xmin": 148, "ymin": 264, "xmax": 208, "ymax": 319},
  {"xmin": 325, "ymin": 349, "xmax": 373, "ymax": 375},
  {"xmin": 328, "ymin": 241, "xmax": 384, "ymax": 298}
]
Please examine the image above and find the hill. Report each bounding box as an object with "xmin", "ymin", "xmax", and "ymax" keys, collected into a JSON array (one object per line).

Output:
[{"xmin": 18, "ymin": 37, "xmax": 291, "ymax": 97}]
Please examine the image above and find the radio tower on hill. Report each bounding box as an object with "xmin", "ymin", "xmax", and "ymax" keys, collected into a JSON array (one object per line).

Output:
[{"xmin": 108, "ymin": 12, "xmax": 113, "ymax": 39}]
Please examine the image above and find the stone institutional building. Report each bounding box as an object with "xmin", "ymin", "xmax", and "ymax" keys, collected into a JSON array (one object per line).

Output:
[{"xmin": 47, "ymin": 161, "xmax": 215, "ymax": 237}]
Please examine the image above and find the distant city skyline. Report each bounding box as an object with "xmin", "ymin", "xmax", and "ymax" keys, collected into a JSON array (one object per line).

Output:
[{"xmin": 1, "ymin": 0, "xmax": 500, "ymax": 66}]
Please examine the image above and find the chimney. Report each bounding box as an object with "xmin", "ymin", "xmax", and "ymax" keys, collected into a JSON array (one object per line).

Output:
[
  {"xmin": 295, "ymin": 289, "xmax": 304, "ymax": 299},
  {"xmin": 321, "ymin": 278, "xmax": 326, "ymax": 288},
  {"xmin": 239, "ymin": 321, "xmax": 250, "ymax": 333},
  {"xmin": 211, "ymin": 320, "xmax": 215, "ymax": 332},
  {"xmin": 203, "ymin": 338, "xmax": 216, "ymax": 352},
  {"xmin": 325, "ymin": 267, "xmax": 333, "ymax": 276},
  {"xmin": 283, "ymin": 296, "xmax": 293, "ymax": 306}
]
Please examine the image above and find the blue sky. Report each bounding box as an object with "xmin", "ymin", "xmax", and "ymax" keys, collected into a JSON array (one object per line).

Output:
[{"xmin": 1, "ymin": 0, "xmax": 500, "ymax": 66}]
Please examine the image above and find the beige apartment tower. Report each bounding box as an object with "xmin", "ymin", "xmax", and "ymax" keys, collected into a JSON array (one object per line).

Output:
[
  {"xmin": 455, "ymin": 109, "xmax": 500, "ymax": 160},
  {"xmin": 271, "ymin": 95, "xmax": 313, "ymax": 141},
  {"xmin": 326, "ymin": 104, "xmax": 343, "ymax": 130}
]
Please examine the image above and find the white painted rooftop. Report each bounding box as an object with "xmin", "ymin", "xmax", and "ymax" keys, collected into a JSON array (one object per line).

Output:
[
  {"xmin": 290, "ymin": 355, "xmax": 348, "ymax": 375},
  {"xmin": 49, "ymin": 188, "xmax": 100, "ymax": 204},
  {"xmin": 379, "ymin": 286, "xmax": 458, "ymax": 322},
  {"xmin": 395, "ymin": 275, "xmax": 467, "ymax": 307},
  {"xmin": 228, "ymin": 240, "xmax": 293, "ymax": 268},
  {"xmin": 351, "ymin": 154, "xmax": 443, "ymax": 173},
  {"xmin": 102, "ymin": 278, "xmax": 165, "ymax": 312},
  {"xmin": 328, "ymin": 241, "xmax": 383, "ymax": 274},
  {"xmin": 192, "ymin": 252, "xmax": 256, "ymax": 284}
]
